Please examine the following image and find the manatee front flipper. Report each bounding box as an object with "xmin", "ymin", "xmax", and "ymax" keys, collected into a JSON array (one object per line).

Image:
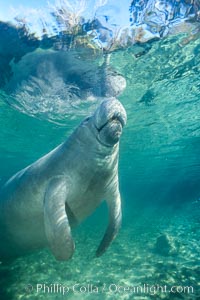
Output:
[
  {"xmin": 96, "ymin": 192, "xmax": 121, "ymax": 257},
  {"xmin": 44, "ymin": 178, "xmax": 75, "ymax": 261}
]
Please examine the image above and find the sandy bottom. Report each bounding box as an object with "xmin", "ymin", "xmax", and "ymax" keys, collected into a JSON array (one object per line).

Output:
[{"xmin": 0, "ymin": 202, "xmax": 199, "ymax": 300}]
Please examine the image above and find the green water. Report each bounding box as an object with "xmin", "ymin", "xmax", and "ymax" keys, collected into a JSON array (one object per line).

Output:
[{"xmin": 0, "ymin": 33, "xmax": 200, "ymax": 299}]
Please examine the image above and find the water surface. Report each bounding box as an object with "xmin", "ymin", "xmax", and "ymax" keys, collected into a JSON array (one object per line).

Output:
[{"xmin": 0, "ymin": 1, "xmax": 200, "ymax": 299}]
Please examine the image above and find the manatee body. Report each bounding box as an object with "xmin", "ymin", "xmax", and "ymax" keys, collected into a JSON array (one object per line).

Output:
[{"xmin": 0, "ymin": 98, "xmax": 126, "ymax": 261}]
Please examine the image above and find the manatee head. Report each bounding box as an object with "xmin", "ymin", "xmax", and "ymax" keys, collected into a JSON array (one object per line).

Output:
[{"xmin": 92, "ymin": 98, "xmax": 127, "ymax": 147}]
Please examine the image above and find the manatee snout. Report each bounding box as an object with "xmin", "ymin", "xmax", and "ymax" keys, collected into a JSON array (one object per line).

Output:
[{"xmin": 93, "ymin": 98, "xmax": 127, "ymax": 146}]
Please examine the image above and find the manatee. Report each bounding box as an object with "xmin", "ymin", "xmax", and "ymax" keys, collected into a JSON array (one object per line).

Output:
[
  {"xmin": 0, "ymin": 98, "xmax": 127, "ymax": 261},
  {"xmin": 4, "ymin": 52, "xmax": 126, "ymax": 122}
]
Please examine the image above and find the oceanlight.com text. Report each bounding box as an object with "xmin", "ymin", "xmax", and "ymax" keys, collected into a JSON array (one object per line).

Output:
[{"xmin": 25, "ymin": 283, "xmax": 194, "ymax": 296}]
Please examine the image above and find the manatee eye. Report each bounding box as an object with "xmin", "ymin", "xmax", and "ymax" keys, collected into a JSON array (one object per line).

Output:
[{"xmin": 84, "ymin": 117, "xmax": 90, "ymax": 122}]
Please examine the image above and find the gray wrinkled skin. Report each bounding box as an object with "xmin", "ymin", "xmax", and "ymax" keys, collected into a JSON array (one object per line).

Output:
[{"xmin": 0, "ymin": 98, "xmax": 127, "ymax": 261}]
